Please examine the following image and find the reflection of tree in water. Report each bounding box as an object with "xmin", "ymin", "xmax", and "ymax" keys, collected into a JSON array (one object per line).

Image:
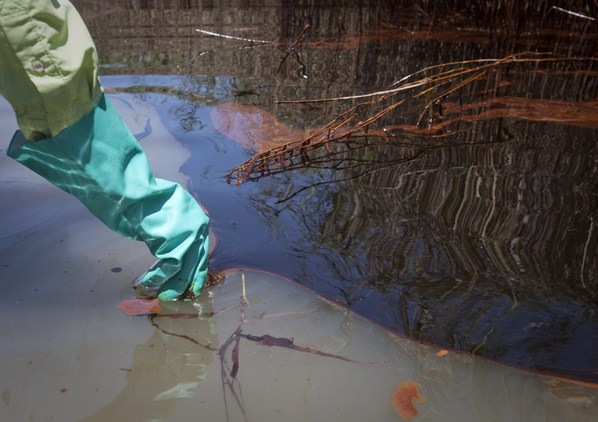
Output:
[
  {"xmin": 220, "ymin": 44, "xmax": 598, "ymax": 382},
  {"xmin": 231, "ymin": 50, "xmax": 598, "ymax": 382},
  {"xmin": 250, "ymin": 112, "xmax": 598, "ymax": 380},
  {"xmin": 78, "ymin": 0, "xmax": 598, "ymax": 382}
]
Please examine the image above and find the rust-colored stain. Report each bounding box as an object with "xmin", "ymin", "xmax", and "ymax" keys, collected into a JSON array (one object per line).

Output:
[
  {"xmin": 118, "ymin": 298, "xmax": 162, "ymax": 316},
  {"xmin": 385, "ymin": 97, "xmax": 598, "ymax": 134},
  {"xmin": 436, "ymin": 349, "xmax": 449, "ymax": 357},
  {"xmin": 211, "ymin": 103, "xmax": 311, "ymax": 152},
  {"xmin": 392, "ymin": 381, "xmax": 425, "ymax": 420}
]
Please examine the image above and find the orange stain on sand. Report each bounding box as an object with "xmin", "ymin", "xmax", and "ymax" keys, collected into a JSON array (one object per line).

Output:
[
  {"xmin": 118, "ymin": 298, "xmax": 162, "ymax": 316},
  {"xmin": 392, "ymin": 381, "xmax": 425, "ymax": 420}
]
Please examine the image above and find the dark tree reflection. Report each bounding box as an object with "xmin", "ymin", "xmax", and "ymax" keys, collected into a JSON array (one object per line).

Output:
[{"xmin": 78, "ymin": 0, "xmax": 598, "ymax": 382}]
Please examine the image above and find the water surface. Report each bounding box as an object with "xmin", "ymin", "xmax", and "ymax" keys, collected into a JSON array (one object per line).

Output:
[
  {"xmin": 81, "ymin": 1, "xmax": 598, "ymax": 381},
  {"xmin": 1, "ymin": 1, "xmax": 598, "ymax": 420}
]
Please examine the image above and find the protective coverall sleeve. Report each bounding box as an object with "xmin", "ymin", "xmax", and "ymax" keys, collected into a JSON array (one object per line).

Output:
[
  {"xmin": 0, "ymin": 0, "xmax": 210, "ymax": 300},
  {"xmin": 0, "ymin": 0, "xmax": 102, "ymax": 139}
]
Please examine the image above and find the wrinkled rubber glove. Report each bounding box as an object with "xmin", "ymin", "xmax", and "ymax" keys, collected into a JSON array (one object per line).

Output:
[{"xmin": 7, "ymin": 94, "xmax": 209, "ymax": 300}]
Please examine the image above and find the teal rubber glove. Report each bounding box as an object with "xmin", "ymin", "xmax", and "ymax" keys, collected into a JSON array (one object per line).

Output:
[{"xmin": 7, "ymin": 93, "xmax": 209, "ymax": 300}]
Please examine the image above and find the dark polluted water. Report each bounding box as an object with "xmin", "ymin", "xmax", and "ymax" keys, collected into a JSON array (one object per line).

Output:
[
  {"xmin": 1, "ymin": 1, "xmax": 598, "ymax": 420},
  {"xmin": 86, "ymin": 1, "xmax": 598, "ymax": 382}
]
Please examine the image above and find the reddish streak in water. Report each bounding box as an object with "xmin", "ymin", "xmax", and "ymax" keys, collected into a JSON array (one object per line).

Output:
[
  {"xmin": 392, "ymin": 381, "xmax": 425, "ymax": 420},
  {"xmin": 118, "ymin": 298, "xmax": 162, "ymax": 316},
  {"xmin": 211, "ymin": 103, "xmax": 311, "ymax": 152}
]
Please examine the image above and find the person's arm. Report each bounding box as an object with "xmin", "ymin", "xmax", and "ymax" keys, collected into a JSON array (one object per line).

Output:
[
  {"xmin": 0, "ymin": 0, "xmax": 102, "ymax": 140},
  {"xmin": 1, "ymin": 0, "xmax": 210, "ymax": 300}
]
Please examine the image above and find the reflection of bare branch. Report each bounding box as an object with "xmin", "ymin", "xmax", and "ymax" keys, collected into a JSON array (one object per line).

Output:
[
  {"xmin": 195, "ymin": 28, "xmax": 275, "ymax": 45},
  {"xmin": 272, "ymin": 136, "xmax": 514, "ymax": 203},
  {"xmin": 550, "ymin": 6, "xmax": 596, "ymax": 21},
  {"xmin": 277, "ymin": 24, "xmax": 311, "ymax": 76},
  {"xmin": 227, "ymin": 53, "xmax": 598, "ymax": 185}
]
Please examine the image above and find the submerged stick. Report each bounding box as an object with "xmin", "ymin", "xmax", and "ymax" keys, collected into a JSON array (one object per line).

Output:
[
  {"xmin": 147, "ymin": 269, "xmax": 386, "ymax": 420},
  {"xmin": 240, "ymin": 333, "xmax": 385, "ymax": 364},
  {"xmin": 218, "ymin": 326, "xmax": 248, "ymax": 422},
  {"xmin": 149, "ymin": 315, "xmax": 216, "ymax": 350}
]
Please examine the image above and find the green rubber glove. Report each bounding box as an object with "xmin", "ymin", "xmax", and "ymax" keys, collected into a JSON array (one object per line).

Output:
[{"xmin": 7, "ymin": 93, "xmax": 209, "ymax": 300}]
